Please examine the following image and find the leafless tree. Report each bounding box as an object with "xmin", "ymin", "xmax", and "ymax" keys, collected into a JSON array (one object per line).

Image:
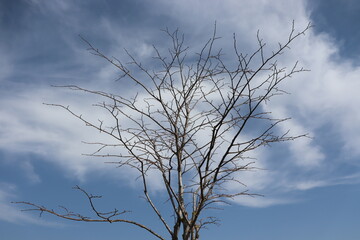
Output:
[{"xmin": 15, "ymin": 22, "xmax": 311, "ymax": 240}]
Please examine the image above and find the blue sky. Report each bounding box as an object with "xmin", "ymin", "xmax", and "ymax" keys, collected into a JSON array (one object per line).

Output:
[{"xmin": 1, "ymin": 0, "xmax": 360, "ymax": 239}]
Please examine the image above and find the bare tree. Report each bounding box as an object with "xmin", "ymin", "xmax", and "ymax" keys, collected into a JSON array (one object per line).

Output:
[{"xmin": 15, "ymin": 22, "xmax": 311, "ymax": 240}]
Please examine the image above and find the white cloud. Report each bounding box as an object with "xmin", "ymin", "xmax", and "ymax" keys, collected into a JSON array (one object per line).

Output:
[
  {"xmin": 294, "ymin": 180, "xmax": 327, "ymax": 191},
  {"xmin": 234, "ymin": 195, "xmax": 295, "ymax": 208},
  {"xmin": 19, "ymin": 161, "xmax": 41, "ymax": 184},
  {"xmin": 0, "ymin": 85, "xmax": 137, "ymax": 182},
  {"xmin": 265, "ymin": 105, "xmax": 325, "ymax": 168},
  {"xmin": 1, "ymin": 0, "xmax": 360, "ymax": 208}
]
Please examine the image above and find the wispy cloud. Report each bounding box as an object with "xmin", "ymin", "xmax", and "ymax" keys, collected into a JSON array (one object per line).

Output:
[
  {"xmin": 0, "ymin": 183, "xmax": 59, "ymax": 226},
  {"xmin": 1, "ymin": 0, "xmax": 360, "ymax": 209}
]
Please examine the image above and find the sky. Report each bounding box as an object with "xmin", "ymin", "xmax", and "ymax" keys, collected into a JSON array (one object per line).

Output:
[{"xmin": 0, "ymin": 0, "xmax": 360, "ymax": 239}]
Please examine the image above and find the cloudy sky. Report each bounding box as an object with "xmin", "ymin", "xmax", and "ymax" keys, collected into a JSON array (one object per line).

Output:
[{"xmin": 1, "ymin": 0, "xmax": 360, "ymax": 239}]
